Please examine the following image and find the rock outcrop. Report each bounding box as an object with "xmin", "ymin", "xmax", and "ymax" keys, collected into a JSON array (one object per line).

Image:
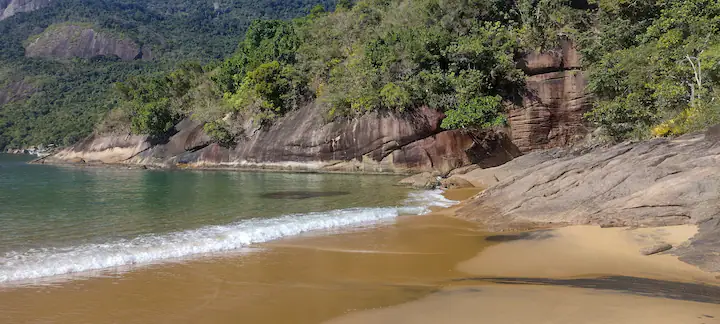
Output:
[
  {"xmin": 24, "ymin": 24, "xmax": 151, "ymax": 61},
  {"xmin": 454, "ymin": 129, "xmax": 720, "ymax": 272},
  {"xmin": 0, "ymin": 79, "xmax": 35, "ymax": 105},
  {"xmin": 41, "ymin": 104, "xmax": 522, "ymax": 174},
  {"xmin": 0, "ymin": 0, "xmax": 51, "ymax": 21},
  {"xmin": 510, "ymin": 41, "xmax": 590, "ymax": 152}
]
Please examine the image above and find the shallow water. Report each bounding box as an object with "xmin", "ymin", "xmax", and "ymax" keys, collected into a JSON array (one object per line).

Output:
[
  {"xmin": 0, "ymin": 169, "xmax": 486, "ymax": 323},
  {"xmin": 0, "ymin": 154, "xmax": 454, "ymax": 284}
]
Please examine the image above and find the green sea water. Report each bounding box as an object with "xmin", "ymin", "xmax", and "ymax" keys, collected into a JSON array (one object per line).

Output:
[{"xmin": 0, "ymin": 154, "xmax": 453, "ymax": 283}]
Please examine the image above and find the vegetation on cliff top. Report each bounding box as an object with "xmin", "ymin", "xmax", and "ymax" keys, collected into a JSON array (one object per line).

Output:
[
  {"xmin": 113, "ymin": 0, "xmax": 564, "ymax": 139},
  {"xmin": 116, "ymin": 0, "xmax": 720, "ymax": 144}
]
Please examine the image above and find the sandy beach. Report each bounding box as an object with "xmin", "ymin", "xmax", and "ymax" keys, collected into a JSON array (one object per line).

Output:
[{"xmin": 2, "ymin": 188, "xmax": 719, "ymax": 323}]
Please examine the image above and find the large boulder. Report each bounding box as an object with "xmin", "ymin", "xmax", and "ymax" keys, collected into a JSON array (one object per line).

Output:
[{"xmin": 24, "ymin": 24, "xmax": 152, "ymax": 61}]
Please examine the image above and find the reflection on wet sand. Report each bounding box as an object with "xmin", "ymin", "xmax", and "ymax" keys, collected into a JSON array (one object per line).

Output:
[{"xmin": 0, "ymin": 206, "xmax": 490, "ymax": 324}]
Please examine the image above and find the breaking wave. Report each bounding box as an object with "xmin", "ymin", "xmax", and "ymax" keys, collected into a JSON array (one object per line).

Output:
[{"xmin": 0, "ymin": 190, "xmax": 456, "ymax": 283}]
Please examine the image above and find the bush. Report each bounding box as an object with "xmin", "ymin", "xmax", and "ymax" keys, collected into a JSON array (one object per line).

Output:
[
  {"xmin": 203, "ymin": 120, "xmax": 236, "ymax": 147},
  {"xmin": 129, "ymin": 99, "xmax": 178, "ymax": 136},
  {"xmin": 379, "ymin": 82, "xmax": 410, "ymax": 111},
  {"xmin": 441, "ymin": 95, "xmax": 506, "ymax": 130}
]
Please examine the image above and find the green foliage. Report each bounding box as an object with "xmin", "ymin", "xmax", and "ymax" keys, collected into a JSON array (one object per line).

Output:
[
  {"xmin": 441, "ymin": 95, "xmax": 505, "ymax": 130},
  {"xmin": 336, "ymin": 0, "xmax": 353, "ymax": 11},
  {"xmin": 581, "ymin": 0, "xmax": 720, "ymax": 140},
  {"xmin": 129, "ymin": 99, "xmax": 176, "ymax": 136},
  {"xmin": 298, "ymin": 1, "xmax": 525, "ymax": 120},
  {"xmin": 225, "ymin": 61, "xmax": 306, "ymax": 124},
  {"xmin": 214, "ymin": 20, "xmax": 301, "ymax": 94},
  {"xmin": 516, "ymin": 0, "xmax": 591, "ymax": 50},
  {"xmin": 379, "ymin": 82, "xmax": 410, "ymax": 111},
  {"xmin": 116, "ymin": 62, "xmax": 206, "ymax": 135},
  {"xmin": 0, "ymin": 0, "xmax": 335, "ymax": 149},
  {"xmin": 203, "ymin": 120, "xmax": 236, "ymax": 147}
]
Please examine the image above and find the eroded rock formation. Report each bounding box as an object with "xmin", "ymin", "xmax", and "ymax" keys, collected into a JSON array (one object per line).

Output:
[
  {"xmin": 24, "ymin": 24, "xmax": 151, "ymax": 61},
  {"xmin": 510, "ymin": 41, "xmax": 590, "ymax": 152},
  {"xmin": 0, "ymin": 0, "xmax": 51, "ymax": 21},
  {"xmin": 42, "ymin": 104, "xmax": 522, "ymax": 173},
  {"xmin": 40, "ymin": 42, "xmax": 590, "ymax": 173}
]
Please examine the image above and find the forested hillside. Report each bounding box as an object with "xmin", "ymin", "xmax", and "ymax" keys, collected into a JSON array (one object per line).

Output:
[
  {"xmin": 107, "ymin": 0, "xmax": 720, "ymax": 147},
  {"xmin": 5, "ymin": 0, "xmax": 720, "ymax": 151},
  {"xmin": 0, "ymin": 0, "xmax": 334, "ymax": 149}
]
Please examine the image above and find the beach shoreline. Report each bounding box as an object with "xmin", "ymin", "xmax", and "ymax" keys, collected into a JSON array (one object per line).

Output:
[
  {"xmin": 326, "ymin": 189, "xmax": 720, "ymax": 324},
  {"xmin": 1, "ymin": 187, "xmax": 719, "ymax": 323}
]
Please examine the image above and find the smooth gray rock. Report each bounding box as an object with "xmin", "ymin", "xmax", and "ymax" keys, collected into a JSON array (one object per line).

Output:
[
  {"xmin": 640, "ymin": 243, "xmax": 673, "ymax": 256},
  {"xmin": 457, "ymin": 131, "xmax": 720, "ymax": 272}
]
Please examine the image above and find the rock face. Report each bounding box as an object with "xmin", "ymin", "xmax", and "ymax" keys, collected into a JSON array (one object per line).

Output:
[
  {"xmin": 0, "ymin": 0, "xmax": 51, "ymax": 21},
  {"xmin": 42, "ymin": 104, "xmax": 522, "ymax": 174},
  {"xmin": 24, "ymin": 24, "xmax": 151, "ymax": 61},
  {"xmin": 0, "ymin": 79, "xmax": 35, "ymax": 105},
  {"xmin": 454, "ymin": 131, "xmax": 720, "ymax": 272},
  {"xmin": 510, "ymin": 41, "xmax": 590, "ymax": 152}
]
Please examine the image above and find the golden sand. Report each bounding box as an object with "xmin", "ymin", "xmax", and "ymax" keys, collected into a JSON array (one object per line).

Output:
[
  {"xmin": 328, "ymin": 195, "xmax": 720, "ymax": 324},
  {"xmin": 458, "ymin": 224, "xmax": 720, "ymax": 284},
  {"xmin": 327, "ymin": 284, "xmax": 720, "ymax": 324}
]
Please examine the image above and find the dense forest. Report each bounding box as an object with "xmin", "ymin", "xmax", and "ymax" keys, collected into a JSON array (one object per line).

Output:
[
  {"xmin": 110, "ymin": 0, "xmax": 720, "ymax": 147},
  {"xmin": 3, "ymin": 0, "xmax": 720, "ymax": 150},
  {"xmin": 0, "ymin": 0, "xmax": 335, "ymax": 149}
]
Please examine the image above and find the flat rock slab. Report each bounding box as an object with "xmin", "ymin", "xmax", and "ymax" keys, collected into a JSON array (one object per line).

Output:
[
  {"xmin": 456, "ymin": 132, "xmax": 720, "ymax": 272},
  {"xmin": 641, "ymin": 243, "xmax": 673, "ymax": 256}
]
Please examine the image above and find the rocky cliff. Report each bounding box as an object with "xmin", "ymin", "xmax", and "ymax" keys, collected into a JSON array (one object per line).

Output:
[
  {"xmin": 453, "ymin": 127, "xmax": 720, "ymax": 272},
  {"xmin": 510, "ymin": 40, "xmax": 590, "ymax": 152},
  {"xmin": 24, "ymin": 24, "xmax": 151, "ymax": 61},
  {"xmin": 39, "ymin": 43, "xmax": 588, "ymax": 173},
  {"xmin": 41, "ymin": 104, "xmax": 522, "ymax": 173},
  {"xmin": 0, "ymin": 0, "xmax": 51, "ymax": 21}
]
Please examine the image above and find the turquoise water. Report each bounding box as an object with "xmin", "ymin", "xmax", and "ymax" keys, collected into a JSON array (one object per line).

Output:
[{"xmin": 0, "ymin": 154, "xmax": 454, "ymax": 283}]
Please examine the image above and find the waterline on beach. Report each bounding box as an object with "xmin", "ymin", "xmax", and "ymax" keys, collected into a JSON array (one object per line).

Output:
[{"xmin": 0, "ymin": 190, "xmax": 456, "ymax": 284}]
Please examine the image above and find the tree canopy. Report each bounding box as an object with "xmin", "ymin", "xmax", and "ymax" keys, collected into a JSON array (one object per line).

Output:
[
  {"xmin": 0, "ymin": 0, "xmax": 335, "ymax": 149},
  {"xmin": 6, "ymin": 0, "xmax": 720, "ymax": 149}
]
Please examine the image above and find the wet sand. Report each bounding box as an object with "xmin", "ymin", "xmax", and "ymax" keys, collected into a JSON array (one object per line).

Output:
[
  {"xmin": 327, "ymin": 285, "xmax": 720, "ymax": 324},
  {"xmin": 3, "ymin": 188, "xmax": 720, "ymax": 323},
  {"xmin": 329, "ymin": 213, "xmax": 720, "ymax": 324}
]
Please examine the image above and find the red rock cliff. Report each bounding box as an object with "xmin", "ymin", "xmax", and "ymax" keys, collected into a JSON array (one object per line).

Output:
[{"xmin": 509, "ymin": 41, "xmax": 590, "ymax": 152}]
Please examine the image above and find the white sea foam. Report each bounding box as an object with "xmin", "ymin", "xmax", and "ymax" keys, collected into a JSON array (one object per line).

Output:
[
  {"xmin": 404, "ymin": 189, "xmax": 458, "ymax": 211},
  {"xmin": 0, "ymin": 190, "xmax": 457, "ymax": 284}
]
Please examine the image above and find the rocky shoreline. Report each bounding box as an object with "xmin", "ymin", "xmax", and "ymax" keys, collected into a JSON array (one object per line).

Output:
[{"xmin": 446, "ymin": 126, "xmax": 720, "ymax": 273}]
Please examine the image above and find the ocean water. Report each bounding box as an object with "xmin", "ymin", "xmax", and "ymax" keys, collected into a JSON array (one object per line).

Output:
[{"xmin": 0, "ymin": 154, "xmax": 455, "ymax": 284}]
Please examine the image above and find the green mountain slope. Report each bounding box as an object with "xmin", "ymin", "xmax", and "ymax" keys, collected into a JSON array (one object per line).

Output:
[{"xmin": 0, "ymin": 0, "xmax": 334, "ymax": 149}]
